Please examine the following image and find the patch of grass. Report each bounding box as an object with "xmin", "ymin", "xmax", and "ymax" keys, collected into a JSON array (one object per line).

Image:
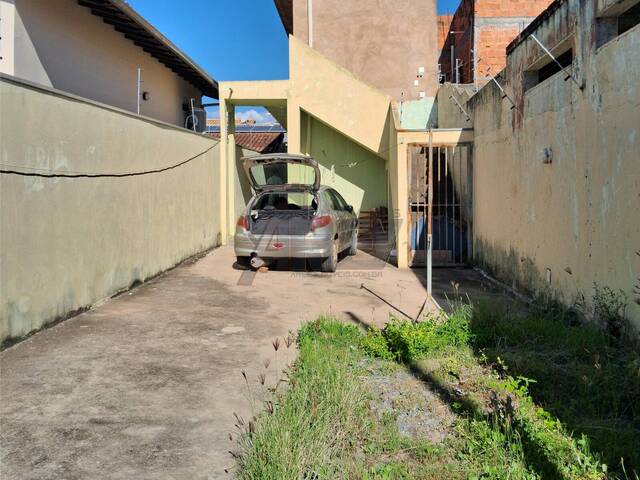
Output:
[
  {"xmin": 360, "ymin": 308, "xmax": 615, "ymax": 479},
  {"xmin": 236, "ymin": 317, "xmax": 366, "ymax": 479},
  {"xmin": 470, "ymin": 301, "xmax": 640, "ymax": 477},
  {"xmin": 238, "ymin": 303, "xmax": 637, "ymax": 479}
]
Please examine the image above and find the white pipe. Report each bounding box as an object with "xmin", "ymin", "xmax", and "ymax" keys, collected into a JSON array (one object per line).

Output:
[
  {"xmin": 136, "ymin": 67, "xmax": 142, "ymax": 115},
  {"xmin": 307, "ymin": 0, "xmax": 313, "ymax": 48},
  {"xmin": 530, "ymin": 34, "xmax": 583, "ymax": 90},
  {"xmin": 427, "ymin": 129, "xmax": 433, "ymax": 298},
  {"xmin": 190, "ymin": 98, "xmax": 196, "ymax": 131}
]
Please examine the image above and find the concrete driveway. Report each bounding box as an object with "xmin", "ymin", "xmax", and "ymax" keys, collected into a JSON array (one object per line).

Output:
[{"xmin": 0, "ymin": 246, "xmax": 435, "ymax": 480}]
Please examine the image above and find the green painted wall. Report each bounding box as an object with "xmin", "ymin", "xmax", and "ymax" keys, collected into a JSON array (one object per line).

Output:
[
  {"xmin": 300, "ymin": 112, "xmax": 388, "ymax": 214},
  {"xmin": 399, "ymin": 97, "xmax": 437, "ymax": 129}
]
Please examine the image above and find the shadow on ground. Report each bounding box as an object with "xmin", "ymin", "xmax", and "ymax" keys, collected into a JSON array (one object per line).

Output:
[{"xmin": 373, "ymin": 267, "xmax": 640, "ymax": 477}]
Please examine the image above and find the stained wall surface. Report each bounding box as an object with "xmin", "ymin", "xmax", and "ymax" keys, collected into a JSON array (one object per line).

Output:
[
  {"xmin": 470, "ymin": 0, "xmax": 640, "ymax": 328},
  {"xmin": 0, "ymin": 77, "xmax": 222, "ymax": 342},
  {"xmin": 292, "ymin": 0, "xmax": 438, "ymax": 101}
]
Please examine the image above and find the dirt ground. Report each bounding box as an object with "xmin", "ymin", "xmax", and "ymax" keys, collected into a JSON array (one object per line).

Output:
[{"xmin": 0, "ymin": 246, "xmax": 442, "ymax": 480}]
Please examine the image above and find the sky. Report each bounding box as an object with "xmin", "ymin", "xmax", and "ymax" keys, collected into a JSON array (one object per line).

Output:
[{"xmin": 127, "ymin": 0, "xmax": 461, "ymax": 121}]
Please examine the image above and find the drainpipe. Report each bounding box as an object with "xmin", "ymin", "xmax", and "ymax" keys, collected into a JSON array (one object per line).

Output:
[
  {"xmin": 427, "ymin": 129, "xmax": 433, "ymax": 298},
  {"xmin": 307, "ymin": 0, "xmax": 313, "ymax": 48},
  {"xmin": 450, "ymin": 45, "xmax": 454, "ymax": 83},
  {"xmin": 136, "ymin": 67, "xmax": 142, "ymax": 115}
]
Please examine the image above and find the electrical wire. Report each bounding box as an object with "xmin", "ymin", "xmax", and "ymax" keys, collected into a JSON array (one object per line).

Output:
[{"xmin": 0, "ymin": 142, "xmax": 218, "ymax": 179}]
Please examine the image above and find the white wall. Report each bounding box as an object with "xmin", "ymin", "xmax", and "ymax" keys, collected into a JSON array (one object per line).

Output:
[{"xmin": 0, "ymin": 0, "xmax": 201, "ymax": 126}]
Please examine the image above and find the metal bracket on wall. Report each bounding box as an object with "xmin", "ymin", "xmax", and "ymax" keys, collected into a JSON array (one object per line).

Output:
[
  {"xmin": 449, "ymin": 94, "xmax": 471, "ymax": 123},
  {"xmin": 530, "ymin": 34, "xmax": 584, "ymax": 90},
  {"xmin": 485, "ymin": 70, "xmax": 523, "ymax": 117}
]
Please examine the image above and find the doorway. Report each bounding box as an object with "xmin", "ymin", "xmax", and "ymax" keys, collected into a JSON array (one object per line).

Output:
[{"xmin": 409, "ymin": 144, "xmax": 473, "ymax": 268}]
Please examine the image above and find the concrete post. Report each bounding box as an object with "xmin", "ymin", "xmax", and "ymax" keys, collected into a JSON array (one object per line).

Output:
[
  {"xmin": 395, "ymin": 140, "xmax": 409, "ymax": 269},
  {"xmin": 287, "ymin": 101, "xmax": 301, "ymax": 154},
  {"xmin": 219, "ymin": 98, "xmax": 235, "ymax": 244},
  {"xmin": 227, "ymin": 106, "xmax": 236, "ymax": 236}
]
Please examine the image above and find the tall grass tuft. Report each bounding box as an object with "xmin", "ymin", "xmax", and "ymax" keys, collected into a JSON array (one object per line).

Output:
[{"xmin": 236, "ymin": 317, "xmax": 367, "ymax": 479}]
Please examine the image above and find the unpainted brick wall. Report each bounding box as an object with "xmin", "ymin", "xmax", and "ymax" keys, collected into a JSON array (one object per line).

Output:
[
  {"xmin": 438, "ymin": 0, "xmax": 556, "ymax": 85},
  {"xmin": 438, "ymin": 0, "xmax": 474, "ymax": 83},
  {"xmin": 475, "ymin": 0, "xmax": 556, "ymax": 18},
  {"xmin": 476, "ymin": 26, "xmax": 522, "ymax": 77},
  {"xmin": 437, "ymin": 15, "xmax": 453, "ymax": 51}
]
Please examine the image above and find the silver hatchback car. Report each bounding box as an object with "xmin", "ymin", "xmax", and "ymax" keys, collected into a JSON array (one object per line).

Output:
[{"xmin": 234, "ymin": 154, "xmax": 358, "ymax": 272}]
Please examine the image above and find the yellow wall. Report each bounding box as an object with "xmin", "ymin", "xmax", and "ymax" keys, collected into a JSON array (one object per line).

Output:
[
  {"xmin": 301, "ymin": 112, "xmax": 388, "ymax": 213},
  {"xmin": 288, "ymin": 36, "xmax": 393, "ymax": 159},
  {"xmin": 219, "ymin": 36, "xmax": 396, "ymax": 241},
  {"xmin": 0, "ymin": 76, "xmax": 222, "ymax": 342},
  {"xmin": 470, "ymin": 9, "xmax": 640, "ymax": 328}
]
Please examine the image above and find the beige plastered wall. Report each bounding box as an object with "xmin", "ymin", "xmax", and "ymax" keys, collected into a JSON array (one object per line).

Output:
[
  {"xmin": 470, "ymin": 7, "xmax": 640, "ymax": 328},
  {"xmin": 1, "ymin": 0, "xmax": 201, "ymax": 126},
  {"xmin": 219, "ymin": 38, "xmax": 478, "ymax": 269},
  {"xmin": 292, "ymin": 0, "xmax": 438, "ymax": 101},
  {"xmin": 219, "ymin": 37, "xmax": 397, "ymax": 242},
  {"xmin": 0, "ymin": 77, "xmax": 222, "ymax": 343}
]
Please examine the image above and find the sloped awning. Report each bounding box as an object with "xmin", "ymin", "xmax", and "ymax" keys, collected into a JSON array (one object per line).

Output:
[{"xmin": 77, "ymin": 0, "xmax": 218, "ymax": 98}]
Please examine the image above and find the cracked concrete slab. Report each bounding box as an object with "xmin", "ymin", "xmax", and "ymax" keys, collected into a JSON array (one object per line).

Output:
[{"xmin": 0, "ymin": 246, "xmax": 435, "ymax": 480}]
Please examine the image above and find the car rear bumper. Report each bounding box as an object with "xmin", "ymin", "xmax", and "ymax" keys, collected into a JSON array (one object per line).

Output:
[{"xmin": 234, "ymin": 231, "xmax": 333, "ymax": 258}]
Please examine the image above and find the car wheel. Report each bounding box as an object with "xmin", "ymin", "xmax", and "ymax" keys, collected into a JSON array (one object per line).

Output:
[
  {"xmin": 348, "ymin": 230, "xmax": 358, "ymax": 256},
  {"xmin": 321, "ymin": 240, "xmax": 338, "ymax": 272}
]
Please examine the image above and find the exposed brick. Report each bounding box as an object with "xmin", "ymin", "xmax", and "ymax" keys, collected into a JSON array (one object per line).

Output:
[
  {"xmin": 439, "ymin": 0, "xmax": 556, "ymax": 85},
  {"xmin": 475, "ymin": 0, "xmax": 555, "ymax": 17},
  {"xmin": 437, "ymin": 15, "xmax": 453, "ymax": 51}
]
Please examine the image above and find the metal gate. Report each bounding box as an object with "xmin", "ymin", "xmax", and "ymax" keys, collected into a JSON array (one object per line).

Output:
[{"xmin": 409, "ymin": 142, "xmax": 473, "ymax": 268}]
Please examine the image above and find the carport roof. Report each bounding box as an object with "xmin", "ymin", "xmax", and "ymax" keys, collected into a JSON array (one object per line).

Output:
[{"xmin": 77, "ymin": 0, "xmax": 218, "ymax": 98}]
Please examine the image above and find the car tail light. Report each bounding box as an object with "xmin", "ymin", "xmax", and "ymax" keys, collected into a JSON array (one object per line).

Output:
[
  {"xmin": 236, "ymin": 216, "xmax": 249, "ymax": 230},
  {"xmin": 311, "ymin": 215, "xmax": 332, "ymax": 230}
]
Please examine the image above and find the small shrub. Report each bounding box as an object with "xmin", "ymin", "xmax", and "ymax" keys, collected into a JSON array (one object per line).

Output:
[
  {"xmin": 360, "ymin": 326, "xmax": 395, "ymax": 361},
  {"xmin": 362, "ymin": 307, "xmax": 474, "ymax": 362},
  {"xmin": 592, "ymin": 284, "xmax": 628, "ymax": 339}
]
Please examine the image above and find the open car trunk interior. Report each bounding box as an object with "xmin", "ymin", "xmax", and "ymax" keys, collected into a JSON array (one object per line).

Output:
[{"xmin": 249, "ymin": 192, "xmax": 317, "ymax": 236}]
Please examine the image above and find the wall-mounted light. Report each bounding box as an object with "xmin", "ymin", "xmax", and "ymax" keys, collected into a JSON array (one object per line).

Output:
[
  {"xmin": 543, "ymin": 147, "xmax": 553, "ymax": 164},
  {"xmin": 142, "ymin": 91, "xmax": 150, "ymax": 101}
]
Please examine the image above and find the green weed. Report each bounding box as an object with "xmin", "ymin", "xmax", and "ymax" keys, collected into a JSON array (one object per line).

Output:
[
  {"xmin": 237, "ymin": 317, "xmax": 367, "ymax": 479},
  {"xmin": 237, "ymin": 299, "xmax": 637, "ymax": 479},
  {"xmin": 362, "ymin": 307, "xmax": 473, "ymax": 362},
  {"xmin": 471, "ymin": 300, "xmax": 640, "ymax": 477}
]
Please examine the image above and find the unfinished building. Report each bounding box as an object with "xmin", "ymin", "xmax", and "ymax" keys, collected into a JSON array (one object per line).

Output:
[{"xmin": 438, "ymin": 0, "xmax": 556, "ymax": 86}]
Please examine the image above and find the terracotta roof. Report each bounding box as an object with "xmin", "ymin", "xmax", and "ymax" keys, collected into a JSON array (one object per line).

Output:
[{"xmin": 207, "ymin": 132, "xmax": 285, "ymax": 154}]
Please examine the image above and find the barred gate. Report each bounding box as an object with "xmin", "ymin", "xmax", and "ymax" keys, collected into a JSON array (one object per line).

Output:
[{"xmin": 409, "ymin": 143, "xmax": 473, "ymax": 268}]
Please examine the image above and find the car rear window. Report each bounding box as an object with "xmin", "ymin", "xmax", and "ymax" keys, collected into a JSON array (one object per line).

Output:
[
  {"xmin": 249, "ymin": 162, "xmax": 317, "ymax": 189},
  {"xmin": 254, "ymin": 192, "xmax": 317, "ymax": 211}
]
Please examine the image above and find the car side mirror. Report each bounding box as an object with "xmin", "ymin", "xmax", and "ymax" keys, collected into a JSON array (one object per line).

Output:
[{"xmin": 345, "ymin": 205, "xmax": 354, "ymax": 213}]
